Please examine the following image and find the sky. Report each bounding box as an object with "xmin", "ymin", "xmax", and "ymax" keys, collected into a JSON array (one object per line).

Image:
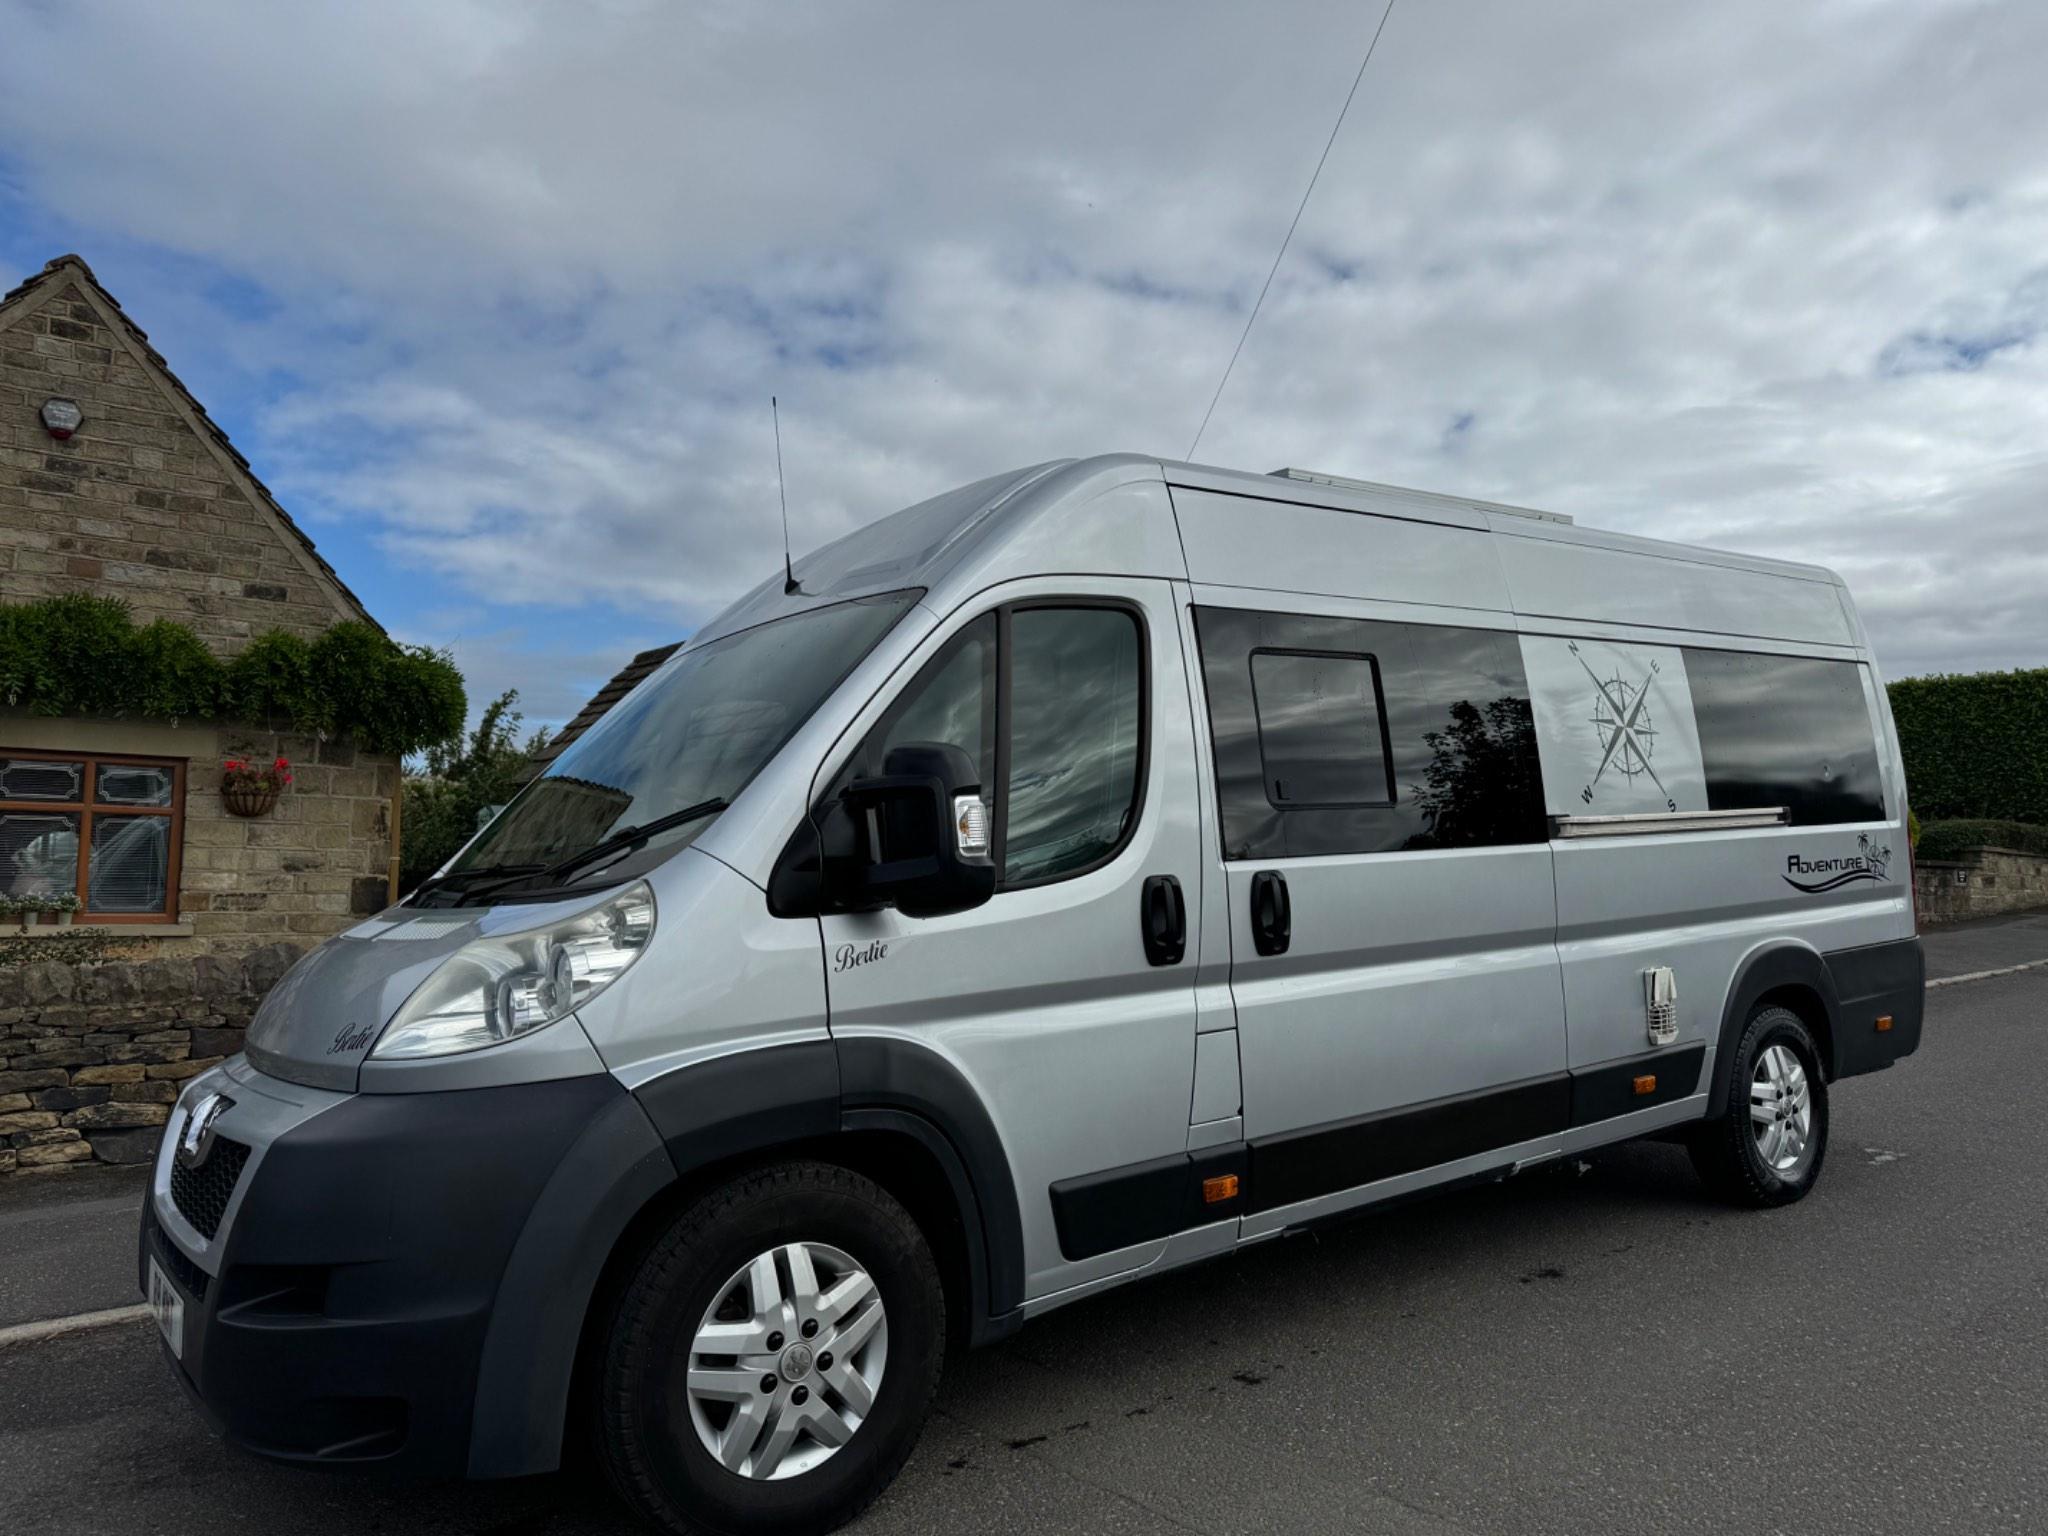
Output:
[{"xmin": 3, "ymin": 0, "xmax": 2045, "ymax": 736}]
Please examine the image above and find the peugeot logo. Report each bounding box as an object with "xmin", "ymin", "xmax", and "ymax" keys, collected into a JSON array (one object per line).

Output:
[{"xmin": 176, "ymin": 1092, "xmax": 233, "ymax": 1168}]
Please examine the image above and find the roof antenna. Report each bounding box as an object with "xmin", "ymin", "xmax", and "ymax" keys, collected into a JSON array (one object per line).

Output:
[{"xmin": 773, "ymin": 396, "xmax": 800, "ymax": 594}]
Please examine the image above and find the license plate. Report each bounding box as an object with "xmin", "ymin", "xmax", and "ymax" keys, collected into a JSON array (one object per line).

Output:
[{"xmin": 147, "ymin": 1257, "xmax": 186, "ymax": 1359}]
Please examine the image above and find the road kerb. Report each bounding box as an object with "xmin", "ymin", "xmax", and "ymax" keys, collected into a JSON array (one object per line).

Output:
[
  {"xmin": 0, "ymin": 1304, "xmax": 150, "ymax": 1352},
  {"xmin": 1926, "ymin": 956, "xmax": 2048, "ymax": 990}
]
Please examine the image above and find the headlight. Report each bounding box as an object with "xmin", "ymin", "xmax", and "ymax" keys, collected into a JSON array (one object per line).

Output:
[{"xmin": 372, "ymin": 883, "xmax": 655, "ymax": 1059}]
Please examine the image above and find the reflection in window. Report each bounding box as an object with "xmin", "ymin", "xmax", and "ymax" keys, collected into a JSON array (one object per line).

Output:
[
  {"xmin": 1250, "ymin": 650, "xmax": 1390, "ymax": 807},
  {"xmin": 456, "ymin": 591, "xmax": 919, "ymax": 872},
  {"xmin": 89, "ymin": 815, "xmax": 170, "ymax": 912},
  {"xmin": 1683, "ymin": 649, "xmax": 1884, "ymax": 825},
  {"xmin": 1004, "ymin": 609, "xmax": 1142, "ymax": 883},
  {"xmin": 858, "ymin": 616, "xmax": 996, "ymax": 788},
  {"xmin": 1194, "ymin": 607, "xmax": 1545, "ymax": 859},
  {"xmin": 1410, "ymin": 698, "xmax": 1542, "ymax": 848},
  {"xmin": 2, "ymin": 811, "xmax": 80, "ymax": 898}
]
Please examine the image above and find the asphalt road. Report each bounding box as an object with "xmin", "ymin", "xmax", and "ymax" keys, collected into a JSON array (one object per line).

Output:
[{"xmin": 4, "ymin": 949, "xmax": 2045, "ymax": 1534}]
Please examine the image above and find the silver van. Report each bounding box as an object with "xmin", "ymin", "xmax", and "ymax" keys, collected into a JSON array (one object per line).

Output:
[{"xmin": 141, "ymin": 456, "xmax": 1923, "ymax": 1534}]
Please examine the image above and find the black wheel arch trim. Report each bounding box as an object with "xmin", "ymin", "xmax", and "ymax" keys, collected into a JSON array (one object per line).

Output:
[
  {"xmin": 626, "ymin": 1036, "xmax": 1024, "ymax": 1346},
  {"xmin": 468, "ymin": 1082, "xmax": 678, "ymax": 1478},
  {"xmin": 834, "ymin": 1035, "xmax": 1026, "ymax": 1330},
  {"xmin": 1707, "ymin": 944, "xmax": 1841, "ymax": 1118}
]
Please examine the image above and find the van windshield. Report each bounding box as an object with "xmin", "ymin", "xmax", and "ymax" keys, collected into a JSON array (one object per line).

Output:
[{"xmin": 438, "ymin": 590, "xmax": 920, "ymax": 895}]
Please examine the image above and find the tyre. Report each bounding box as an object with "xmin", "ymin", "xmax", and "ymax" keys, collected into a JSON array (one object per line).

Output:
[
  {"xmin": 1689, "ymin": 1004, "xmax": 1829, "ymax": 1207},
  {"xmin": 596, "ymin": 1162, "xmax": 945, "ymax": 1536}
]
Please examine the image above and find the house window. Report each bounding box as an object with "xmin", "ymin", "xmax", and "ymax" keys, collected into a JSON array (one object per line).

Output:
[{"xmin": 0, "ymin": 750, "xmax": 184, "ymax": 922}]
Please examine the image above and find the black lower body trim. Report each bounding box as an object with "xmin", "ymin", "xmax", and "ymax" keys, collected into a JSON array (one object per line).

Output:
[
  {"xmin": 1050, "ymin": 1144, "xmax": 1247, "ymax": 1261},
  {"xmin": 1826, "ymin": 936, "xmax": 1925, "ymax": 1079},
  {"xmin": 1568, "ymin": 1043, "xmax": 1705, "ymax": 1126},
  {"xmin": 1248, "ymin": 1072, "xmax": 1569, "ymax": 1214},
  {"xmin": 1048, "ymin": 1043, "xmax": 1725, "ymax": 1259}
]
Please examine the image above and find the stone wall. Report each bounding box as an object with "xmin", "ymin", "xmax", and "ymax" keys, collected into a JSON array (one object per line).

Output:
[
  {"xmin": 0, "ymin": 945, "xmax": 298, "ymax": 1176},
  {"xmin": 1914, "ymin": 845, "xmax": 2048, "ymax": 925}
]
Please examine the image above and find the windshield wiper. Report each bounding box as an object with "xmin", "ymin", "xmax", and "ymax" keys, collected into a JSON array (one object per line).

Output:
[
  {"xmin": 408, "ymin": 862, "xmax": 545, "ymax": 905},
  {"xmin": 538, "ymin": 798, "xmax": 731, "ymax": 883}
]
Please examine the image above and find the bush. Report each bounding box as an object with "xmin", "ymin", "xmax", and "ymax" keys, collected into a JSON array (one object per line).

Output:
[
  {"xmin": 221, "ymin": 629, "xmax": 315, "ymax": 723},
  {"xmin": 1915, "ymin": 819, "xmax": 2048, "ymax": 862},
  {"xmin": 1888, "ymin": 668, "xmax": 2048, "ymax": 824},
  {"xmin": 364, "ymin": 645, "xmax": 470, "ymax": 758},
  {"xmin": 130, "ymin": 618, "xmax": 225, "ymax": 723},
  {"xmin": 0, "ymin": 596, "xmax": 466, "ymax": 756},
  {"xmin": 399, "ymin": 691, "xmax": 547, "ymax": 890}
]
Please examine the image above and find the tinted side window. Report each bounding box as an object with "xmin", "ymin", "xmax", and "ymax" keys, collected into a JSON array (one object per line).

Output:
[
  {"xmin": 1194, "ymin": 607, "xmax": 1545, "ymax": 859},
  {"xmin": 1682, "ymin": 648, "xmax": 1884, "ymax": 825},
  {"xmin": 1249, "ymin": 650, "xmax": 1392, "ymax": 807},
  {"xmin": 1003, "ymin": 607, "xmax": 1144, "ymax": 884},
  {"xmin": 855, "ymin": 614, "xmax": 997, "ymax": 789}
]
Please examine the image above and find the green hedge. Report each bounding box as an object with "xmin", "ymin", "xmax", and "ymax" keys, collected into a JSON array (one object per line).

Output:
[
  {"xmin": 1915, "ymin": 819, "xmax": 2048, "ymax": 862},
  {"xmin": 0, "ymin": 594, "xmax": 465, "ymax": 756},
  {"xmin": 1887, "ymin": 667, "xmax": 2048, "ymax": 824}
]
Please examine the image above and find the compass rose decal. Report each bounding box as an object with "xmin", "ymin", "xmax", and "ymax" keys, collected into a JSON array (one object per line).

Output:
[{"xmin": 1570, "ymin": 641, "xmax": 1678, "ymax": 811}]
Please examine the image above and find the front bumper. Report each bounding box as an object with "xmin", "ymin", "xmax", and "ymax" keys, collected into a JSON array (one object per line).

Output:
[{"xmin": 141, "ymin": 1059, "xmax": 630, "ymax": 1476}]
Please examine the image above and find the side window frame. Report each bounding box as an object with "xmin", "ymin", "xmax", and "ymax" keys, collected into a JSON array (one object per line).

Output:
[{"xmin": 1246, "ymin": 646, "xmax": 1395, "ymax": 810}]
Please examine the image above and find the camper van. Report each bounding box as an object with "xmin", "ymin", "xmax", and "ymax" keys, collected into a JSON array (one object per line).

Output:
[{"xmin": 141, "ymin": 455, "xmax": 1923, "ymax": 1535}]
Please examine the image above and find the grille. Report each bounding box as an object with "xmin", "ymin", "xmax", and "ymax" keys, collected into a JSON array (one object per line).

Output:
[
  {"xmin": 169, "ymin": 1136, "xmax": 251, "ymax": 1240},
  {"xmin": 151, "ymin": 1225, "xmax": 210, "ymax": 1302}
]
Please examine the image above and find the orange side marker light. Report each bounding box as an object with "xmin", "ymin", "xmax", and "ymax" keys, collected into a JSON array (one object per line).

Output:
[
  {"xmin": 1632, "ymin": 1074, "xmax": 1657, "ymax": 1096},
  {"xmin": 1202, "ymin": 1174, "xmax": 1240, "ymax": 1204},
  {"xmin": 1876, "ymin": 1015, "xmax": 1894, "ymax": 1033}
]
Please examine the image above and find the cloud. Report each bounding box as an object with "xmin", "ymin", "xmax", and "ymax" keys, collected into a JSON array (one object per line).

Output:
[{"xmin": 5, "ymin": 0, "xmax": 2048, "ymax": 728}]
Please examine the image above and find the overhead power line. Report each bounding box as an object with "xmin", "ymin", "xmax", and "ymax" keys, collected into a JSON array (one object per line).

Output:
[{"xmin": 1186, "ymin": 0, "xmax": 1401, "ymax": 461}]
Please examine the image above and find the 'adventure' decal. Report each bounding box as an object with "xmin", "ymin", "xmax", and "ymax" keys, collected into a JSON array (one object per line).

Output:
[{"xmin": 1784, "ymin": 833, "xmax": 1893, "ymax": 894}]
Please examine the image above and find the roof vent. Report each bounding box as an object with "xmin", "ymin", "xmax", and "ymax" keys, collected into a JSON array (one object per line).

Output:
[{"xmin": 1266, "ymin": 467, "xmax": 1573, "ymax": 526}]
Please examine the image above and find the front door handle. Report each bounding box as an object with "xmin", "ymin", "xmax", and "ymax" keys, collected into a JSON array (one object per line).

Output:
[
  {"xmin": 1140, "ymin": 874, "xmax": 1186, "ymax": 967},
  {"xmin": 1250, "ymin": 869, "xmax": 1290, "ymax": 956}
]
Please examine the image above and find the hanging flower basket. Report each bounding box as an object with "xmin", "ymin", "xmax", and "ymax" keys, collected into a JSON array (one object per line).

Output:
[
  {"xmin": 222, "ymin": 783, "xmax": 280, "ymax": 817},
  {"xmin": 221, "ymin": 756, "xmax": 292, "ymax": 818}
]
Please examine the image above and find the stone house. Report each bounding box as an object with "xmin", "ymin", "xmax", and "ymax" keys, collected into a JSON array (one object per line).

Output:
[{"xmin": 1, "ymin": 253, "xmax": 408, "ymax": 1173}]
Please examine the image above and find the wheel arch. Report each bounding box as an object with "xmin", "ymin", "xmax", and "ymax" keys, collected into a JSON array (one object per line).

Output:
[{"xmin": 1706, "ymin": 942, "xmax": 1842, "ymax": 1118}]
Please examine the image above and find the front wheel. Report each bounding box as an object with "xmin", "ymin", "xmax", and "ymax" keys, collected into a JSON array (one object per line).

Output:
[
  {"xmin": 596, "ymin": 1162, "xmax": 945, "ymax": 1536},
  {"xmin": 1689, "ymin": 1005, "xmax": 1829, "ymax": 1207}
]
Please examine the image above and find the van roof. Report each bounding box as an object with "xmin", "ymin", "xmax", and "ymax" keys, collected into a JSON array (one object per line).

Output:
[{"xmin": 692, "ymin": 453, "xmax": 1843, "ymax": 642}]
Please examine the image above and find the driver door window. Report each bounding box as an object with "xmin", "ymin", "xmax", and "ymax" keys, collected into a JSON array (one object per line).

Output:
[{"xmin": 838, "ymin": 603, "xmax": 1145, "ymax": 889}]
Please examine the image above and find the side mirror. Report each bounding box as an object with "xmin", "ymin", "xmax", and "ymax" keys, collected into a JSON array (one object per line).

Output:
[{"xmin": 829, "ymin": 742, "xmax": 995, "ymax": 919}]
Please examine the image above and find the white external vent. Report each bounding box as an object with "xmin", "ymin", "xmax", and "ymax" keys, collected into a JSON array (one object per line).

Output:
[
  {"xmin": 1644, "ymin": 967, "xmax": 1678, "ymax": 1047},
  {"xmin": 1265, "ymin": 467, "xmax": 1574, "ymax": 525}
]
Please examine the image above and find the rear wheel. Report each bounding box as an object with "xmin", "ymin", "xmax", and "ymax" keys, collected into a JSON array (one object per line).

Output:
[
  {"xmin": 1689, "ymin": 1005, "xmax": 1829, "ymax": 1207},
  {"xmin": 596, "ymin": 1162, "xmax": 944, "ymax": 1535}
]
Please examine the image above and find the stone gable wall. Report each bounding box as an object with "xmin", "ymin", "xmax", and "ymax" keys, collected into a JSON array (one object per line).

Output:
[
  {"xmin": 0, "ymin": 276, "xmax": 359, "ymax": 645},
  {"xmin": 0, "ymin": 945, "xmax": 299, "ymax": 1175}
]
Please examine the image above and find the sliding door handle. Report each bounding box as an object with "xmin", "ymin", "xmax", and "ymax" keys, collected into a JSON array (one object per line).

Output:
[{"xmin": 1250, "ymin": 869, "xmax": 1290, "ymax": 956}]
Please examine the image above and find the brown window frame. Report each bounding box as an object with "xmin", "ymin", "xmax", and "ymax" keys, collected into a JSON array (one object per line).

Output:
[{"xmin": 0, "ymin": 748, "xmax": 185, "ymax": 924}]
